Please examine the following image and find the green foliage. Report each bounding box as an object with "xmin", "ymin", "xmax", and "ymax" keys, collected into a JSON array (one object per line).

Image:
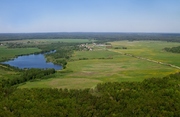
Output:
[
  {"xmin": 41, "ymin": 43, "xmax": 77, "ymax": 69},
  {"xmin": 79, "ymin": 58, "xmax": 89, "ymax": 60},
  {"xmin": 114, "ymin": 46, "xmax": 127, "ymax": 49},
  {"xmin": 164, "ymin": 46, "xmax": 180, "ymax": 53},
  {"xmin": 1, "ymin": 73, "xmax": 180, "ymax": 116},
  {"xmin": 2, "ymin": 68, "xmax": 55, "ymax": 87},
  {"xmin": 56, "ymin": 59, "xmax": 67, "ymax": 69}
]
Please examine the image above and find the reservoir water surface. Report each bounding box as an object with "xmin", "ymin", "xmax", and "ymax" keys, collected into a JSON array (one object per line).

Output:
[{"xmin": 3, "ymin": 52, "xmax": 62, "ymax": 70}]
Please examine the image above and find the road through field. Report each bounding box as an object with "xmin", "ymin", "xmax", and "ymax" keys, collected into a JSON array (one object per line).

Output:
[{"xmin": 109, "ymin": 49, "xmax": 180, "ymax": 70}]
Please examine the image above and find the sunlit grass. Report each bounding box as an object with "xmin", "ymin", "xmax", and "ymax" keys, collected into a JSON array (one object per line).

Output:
[
  {"xmin": 110, "ymin": 41, "xmax": 180, "ymax": 66},
  {"xmin": 18, "ymin": 40, "xmax": 180, "ymax": 89},
  {"xmin": 0, "ymin": 46, "xmax": 41, "ymax": 61}
]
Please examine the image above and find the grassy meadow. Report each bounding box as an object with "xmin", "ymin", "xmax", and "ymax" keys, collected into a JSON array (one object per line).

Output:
[
  {"xmin": 18, "ymin": 40, "xmax": 180, "ymax": 89},
  {"xmin": 0, "ymin": 46, "xmax": 41, "ymax": 61},
  {"xmin": 110, "ymin": 41, "xmax": 180, "ymax": 66}
]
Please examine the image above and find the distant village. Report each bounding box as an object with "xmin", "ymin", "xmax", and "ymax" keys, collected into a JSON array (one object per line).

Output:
[{"xmin": 79, "ymin": 42, "xmax": 112, "ymax": 51}]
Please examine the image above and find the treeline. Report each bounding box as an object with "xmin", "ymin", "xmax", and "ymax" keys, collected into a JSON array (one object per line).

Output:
[
  {"xmin": 1, "ymin": 68, "xmax": 55, "ymax": 87},
  {"xmin": 39, "ymin": 43, "xmax": 79, "ymax": 68},
  {"xmin": 164, "ymin": 46, "xmax": 180, "ymax": 53},
  {"xmin": 1, "ymin": 72, "xmax": 180, "ymax": 116},
  {"xmin": 1, "ymin": 32, "xmax": 180, "ymax": 42}
]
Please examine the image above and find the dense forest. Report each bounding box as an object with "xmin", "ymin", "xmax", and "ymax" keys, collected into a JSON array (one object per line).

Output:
[
  {"xmin": 0, "ymin": 73, "xmax": 180, "ymax": 116},
  {"xmin": 0, "ymin": 32, "xmax": 180, "ymax": 42},
  {"xmin": 164, "ymin": 46, "xmax": 180, "ymax": 53}
]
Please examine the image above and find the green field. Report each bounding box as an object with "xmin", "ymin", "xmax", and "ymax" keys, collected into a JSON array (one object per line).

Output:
[
  {"xmin": 0, "ymin": 46, "xmax": 41, "ymax": 61},
  {"xmin": 18, "ymin": 40, "xmax": 180, "ymax": 89},
  {"xmin": 110, "ymin": 41, "xmax": 180, "ymax": 66},
  {"xmin": 71, "ymin": 50, "xmax": 118, "ymax": 60}
]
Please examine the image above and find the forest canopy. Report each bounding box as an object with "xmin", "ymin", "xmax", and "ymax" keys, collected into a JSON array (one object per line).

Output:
[
  {"xmin": 0, "ymin": 32, "xmax": 180, "ymax": 42},
  {"xmin": 0, "ymin": 73, "xmax": 180, "ymax": 116}
]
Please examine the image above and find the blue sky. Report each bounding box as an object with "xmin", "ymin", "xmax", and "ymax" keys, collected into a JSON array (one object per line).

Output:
[{"xmin": 0, "ymin": 0, "xmax": 180, "ymax": 33}]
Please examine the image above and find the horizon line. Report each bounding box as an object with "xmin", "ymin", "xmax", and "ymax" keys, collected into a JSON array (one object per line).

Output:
[{"xmin": 0, "ymin": 32, "xmax": 180, "ymax": 34}]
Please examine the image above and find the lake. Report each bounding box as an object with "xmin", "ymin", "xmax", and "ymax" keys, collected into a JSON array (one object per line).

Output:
[{"xmin": 3, "ymin": 51, "xmax": 62, "ymax": 70}]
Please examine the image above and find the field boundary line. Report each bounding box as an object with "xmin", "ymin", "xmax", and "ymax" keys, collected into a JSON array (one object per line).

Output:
[{"xmin": 109, "ymin": 49, "xmax": 180, "ymax": 70}]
